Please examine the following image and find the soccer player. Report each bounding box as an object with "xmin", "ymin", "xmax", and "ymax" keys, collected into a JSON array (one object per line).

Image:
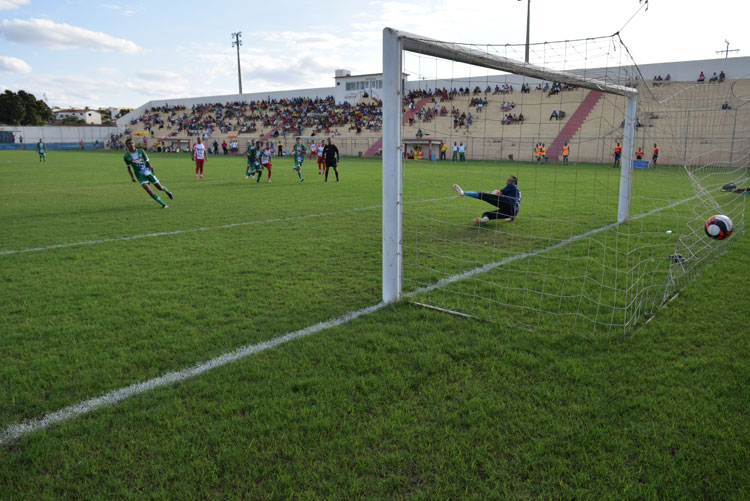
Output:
[
  {"xmin": 192, "ymin": 137, "xmax": 207, "ymax": 179},
  {"xmin": 652, "ymin": 143, "xmax": 659, "ymax": 167},
  {"xmin": 37, "ymin": 138, "xmax": 47, "ymax": 162},
  {"xmin": 322, "ymin": 137, "xmax": 340, "ymax": 182},
  {"xmin": 562, "ymin": 142, "xmax": 569, "ymax": 165},
  {"xmin": 613, "ymin": 142, "xmax": 622, "ymax": 168},
  {"xmin": 309, "ymin": 140, "xmax": 317, "ymax": 161},
  {"xmin": 317, "ymin": 141, "xmax": 325, "ymax": 174},
  {"xmin": 260, "ymin": 142, "xmax": 273, "ymax": 182},
  {"xmin": 246, "ymin": 140, "xmax": 260, "ymax": 179},
  {"xmin": 123, "ymin": 138, "xmax": 173, "ymax": 209},
  {"xmin": 291, "ymin": 136, "xmax": 306, "ymax": 182},
  {"xmin": 452, "ymin": 176, "xmax": 521, "ymax": 223}
]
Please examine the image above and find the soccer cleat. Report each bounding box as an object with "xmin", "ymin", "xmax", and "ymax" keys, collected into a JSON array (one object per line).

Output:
[
  {"xmin": 267, "ymin": 179, "xmax": 272, "ymax": 183},
  {"xmin": 453, "ymin": 184, "xmax": 464, "ymax": 196},
  {"xmin": 474, "ymin": 216, "xmax": 489, "ymax": 224},
  {"xmin": 167, "ymin": 191, "xmax": 174, "ymax": 200},
  {"xmin": 162, "ymin": 205, "xmax": 169, "ymax": 209},
  {"xmin": 301, "ymin": 178, "xmax": 304, "ymax": 182},
  {"xmin": 245, "ymin": 175, "xmax": 249, "ymax": 179}
]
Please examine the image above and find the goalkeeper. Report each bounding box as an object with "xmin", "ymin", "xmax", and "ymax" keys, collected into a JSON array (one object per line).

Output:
[{"xmin": 453, "ymin": 176, "xmax": 521, "ymax": 223}]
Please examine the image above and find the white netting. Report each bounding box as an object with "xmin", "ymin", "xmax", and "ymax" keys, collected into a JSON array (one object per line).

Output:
[{"xmin": 389, "ymin": 32, "xmax": 746, "ymax": 335}]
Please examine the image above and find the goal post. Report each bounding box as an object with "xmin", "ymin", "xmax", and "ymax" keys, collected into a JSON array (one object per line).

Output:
[{"xmin": 382, "ymin": 27, "xmax": 638, "ymax": 304}]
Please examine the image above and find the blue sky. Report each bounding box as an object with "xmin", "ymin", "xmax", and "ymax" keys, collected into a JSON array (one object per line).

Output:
[{"xmin": 0, "ymin": 0, "xmax": 747, "ymax": 109}]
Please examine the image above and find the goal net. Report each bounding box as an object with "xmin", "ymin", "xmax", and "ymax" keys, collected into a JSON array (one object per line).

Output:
[{"xmin": 382, "ymin": 28, "xmax": 746, "ymax": 335}]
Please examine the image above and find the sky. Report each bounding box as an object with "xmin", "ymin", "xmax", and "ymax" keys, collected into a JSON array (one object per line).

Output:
[{"xmin": 0, "ymin": 0, "xmax": 747, "ymax": 110}]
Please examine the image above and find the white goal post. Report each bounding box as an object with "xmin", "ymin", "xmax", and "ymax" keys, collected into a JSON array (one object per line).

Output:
[{"xmin": 381, "ymin": 27, "xmax": 638, "ymax": 304}]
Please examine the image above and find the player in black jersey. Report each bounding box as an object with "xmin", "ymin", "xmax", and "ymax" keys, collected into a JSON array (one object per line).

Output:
[{"xmin": 322, "ymin": 138, "xmax": 340, "ymax": 182}]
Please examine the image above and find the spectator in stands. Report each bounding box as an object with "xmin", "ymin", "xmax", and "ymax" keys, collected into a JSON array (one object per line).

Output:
[
  {"xmin": 665, "ymin": 74, "xmax": 671, "ymax": 84},
  {"xmin": 550, "ymin": 109, "xmax": 559, "ymax": 120},
  {"xmin": 719, "ymin": 71, "xmax": 726, "ymax": 82},
  {"xmin": 416, "ymin": 128, "xmax": 424, "ymax": 138},
  {"xmin": 697, "ymin": 71, "xmax": 705, "ymax": 83},
  {"xmin": 709, "ymin": 72, "xmax": 719, "ymax": 83},
  {"xmin": 721, "ymin": 101, "xmax": 732, "ymax": 110}
]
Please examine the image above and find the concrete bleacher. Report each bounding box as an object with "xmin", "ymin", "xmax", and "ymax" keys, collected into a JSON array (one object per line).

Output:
[{"xmin": 120, "ymin": 76, "xmax": 749, "ymax": 166}]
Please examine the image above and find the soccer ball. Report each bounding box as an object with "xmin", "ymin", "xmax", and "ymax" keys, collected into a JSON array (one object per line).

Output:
[{"xmin": 704, "ymin": 215, "xmax": 733, "ymax": 240}]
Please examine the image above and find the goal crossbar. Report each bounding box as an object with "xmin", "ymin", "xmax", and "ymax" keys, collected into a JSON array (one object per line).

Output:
[{"xmin": 389, "ymin": 28, "xmax": 638, "ymax": 99}]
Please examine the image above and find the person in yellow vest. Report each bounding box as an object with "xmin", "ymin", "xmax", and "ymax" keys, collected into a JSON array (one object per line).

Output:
[
  {"xmin": 562, "ymin": 142, "xmax": 570, "ymax": 165},
  {"xmin": 440, "ymin": 142, "xmax": 448, "ymax": 160}
]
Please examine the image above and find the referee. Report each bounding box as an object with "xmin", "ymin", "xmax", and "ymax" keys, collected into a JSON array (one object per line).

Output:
[{"xmin": 322, "ymin": 137, "xmax": 340, "ymax": 182}]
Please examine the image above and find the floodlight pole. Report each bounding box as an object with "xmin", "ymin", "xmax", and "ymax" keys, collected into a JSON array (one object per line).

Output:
[
  {"xmin": 519, "ymin": 0, "xmax": 531, "ymax": 63},
  {"xmin": 232, "ymin": 32, "xmax": 243, "ymax": 94}
]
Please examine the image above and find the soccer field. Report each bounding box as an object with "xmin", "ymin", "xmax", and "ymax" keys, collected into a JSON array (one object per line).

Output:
[{"xmin": 1, "ymin": 150, "xmax": 748, "ymax": 498}]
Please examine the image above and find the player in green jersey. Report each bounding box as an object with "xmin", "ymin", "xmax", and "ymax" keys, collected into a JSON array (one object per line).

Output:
[
  {"xmin": 291, "ymin": 136, "xmax": 306, "ymax": 182},
  {"xmin": 123, "ymin": 138, "xmax": 173, "ymax": 208},
  {"xmin": 37, "ymin": 139, "xmax": 47, "ymax": 162},
  {"xmin": 246, "ymin": 140, "xmax": 260, "ymax": 179}
]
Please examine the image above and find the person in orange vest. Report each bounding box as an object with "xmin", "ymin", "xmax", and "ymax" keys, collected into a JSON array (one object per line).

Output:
[
  {"xmin": 652, "ymin": 143, "xmax": 659, "ymax": 167},
  {"xmin": 534, "ymin": 143, "xmax": 541, "ymax": 163},
  {"xmin": 562, "ymin": 142, "xmax": 570, "ymax": 165},
  {"xmin": 635, "ymin": 146, "xmax": 644, "ymax": 160},
  {"xmin": 613, "ymin": 142, "xmax": 623, "ymax": 168}
]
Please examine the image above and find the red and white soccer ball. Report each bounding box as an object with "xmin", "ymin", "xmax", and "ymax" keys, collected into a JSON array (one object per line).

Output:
[{"xmin": 704, "ymin": 215, "xmax": 733, "ymax": 240}]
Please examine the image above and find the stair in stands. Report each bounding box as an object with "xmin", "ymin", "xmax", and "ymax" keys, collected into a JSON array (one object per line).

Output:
[
  {"xmin": 546, "ymin": 90, "xmax": 604, "ymax": 161},
  {"xmin": 362, "ymin": 95, "xmax": 434, "ymax": 158}
]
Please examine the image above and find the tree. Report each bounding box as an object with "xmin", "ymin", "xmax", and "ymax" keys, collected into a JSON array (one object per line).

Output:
[
  {"xmin": 0, "ymin": 90, "xmax": 53, "ymax": 125},
  {"xmin": 61, "ymin": 116, "xmax": 86, "ymax": 125}
]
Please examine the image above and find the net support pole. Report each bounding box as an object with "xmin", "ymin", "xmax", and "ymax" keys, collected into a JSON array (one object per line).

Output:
[
  {"xmin": 617, "ymin": 95, "xmax": 637, "ymax": 223},
  {"xmin": 382, "ymin": 28, "xmax": 403, "ymax": 303}
]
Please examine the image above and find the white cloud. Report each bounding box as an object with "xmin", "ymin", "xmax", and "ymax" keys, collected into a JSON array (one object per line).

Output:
[
  {"xmin": 0, "ymin": 55, "xmax": 31, "ymax": 73},
  {"xmin": 100, "ymin": 4, "xmax": 135, "ymax": 16},
  {"xmin": 0, "ymin": 0, "xmax": 29, "ymax": 10},
  {"xmin": 0, "ymin": 18, "xmax": 143, "ymax": 53}
]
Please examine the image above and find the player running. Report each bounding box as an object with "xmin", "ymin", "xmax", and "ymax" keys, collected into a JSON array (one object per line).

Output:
[
  {"xmin": 259, "ymin": 142, "xmax": 273, "ymax": 182},
  {"xmin": 316, "ymin": 141, "xmax": 325, "ymax": 174},
  {"xmin": 37, "ymin": 138, "xmax": 47, "ymax": 162},
  {"xmin": 192, "ymin": 137, "xmax": 207, "ymax": 179},
  {"xmin": 123, "ymin": 138, "xmax": 174, "ymax": 209},
  {"xmin": 291, "ymin": 136, "xmax": 306, "ymax": 182},
  {"xmin": 246, "ymin": 140, "xmax": 261, "ymax": 179}
]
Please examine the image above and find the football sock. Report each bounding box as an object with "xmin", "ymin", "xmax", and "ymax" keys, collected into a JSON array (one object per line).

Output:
[
  {"xmin": 465, "ymin": 191, "xmax": 479, "ymax": 199},
  {"xmin": 151, "ymin": 193, "xmax": 166, "ymax": 207},
  {"xmin": 334, "ymin": 169, "xmax": 339, "ymax": 181},
  {"xmin": 296, "ymin": 170, "xmax": 302, "ymax": 179}
]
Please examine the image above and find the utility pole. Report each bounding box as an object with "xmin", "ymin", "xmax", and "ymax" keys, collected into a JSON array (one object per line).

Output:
[
  {"xmin": 715, "ymin": 40, "xmax": 740, "ymax": 59},
  {"xmin": 518, "ymin": 0, "xmax": 530, "ymax": 63},
  {"xmin": 232, "ymin": 32, "xmax": 243, "ymax": 94}
]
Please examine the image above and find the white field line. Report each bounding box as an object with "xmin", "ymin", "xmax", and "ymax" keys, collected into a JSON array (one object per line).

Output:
[
  {"xmin": 0, "ymin": 204, "xmax": 380, "ymax": 256},
  {"xmin": 0, "ymin": 192, "xmax": 700, "ymax": 446},
  {"xmin": 0, "ymin": 196, "xmax": 456, "ymax": 257}
]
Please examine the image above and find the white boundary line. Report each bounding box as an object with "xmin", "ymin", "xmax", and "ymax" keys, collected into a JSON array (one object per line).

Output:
[
  {"xmin": 0, "ymin": 191, "xmax": 704, "ymax": 446},
  {"xmin": 0, "ymin": 204, "xmax": 381, "ymax": 256},
  {"xmin": 0, "ymin": 302, "xmax": 387, "ymax": 446},
  {"xmin": 1, "ymin": 197, "xmax": 457, "ymax": 257}
]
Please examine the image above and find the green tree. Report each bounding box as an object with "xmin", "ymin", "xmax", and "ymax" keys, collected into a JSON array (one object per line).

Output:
[{"xmin": 0, "ymin": 90, "xmax": 53, "ymax": 125}]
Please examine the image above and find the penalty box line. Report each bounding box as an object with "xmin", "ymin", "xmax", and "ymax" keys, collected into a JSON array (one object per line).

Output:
[
  {"xmin": 0, "ymin": 196, "xmax": 456, "ymax": 257},
  {"xmin": 0, "ymin": 193, "xmax": 698, "ymax": 446}
]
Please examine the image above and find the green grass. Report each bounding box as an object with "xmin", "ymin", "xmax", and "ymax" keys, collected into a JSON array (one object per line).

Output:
[{"xmin": 0, "ymin": 150, "xmax": 748, "ymax": 498}]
